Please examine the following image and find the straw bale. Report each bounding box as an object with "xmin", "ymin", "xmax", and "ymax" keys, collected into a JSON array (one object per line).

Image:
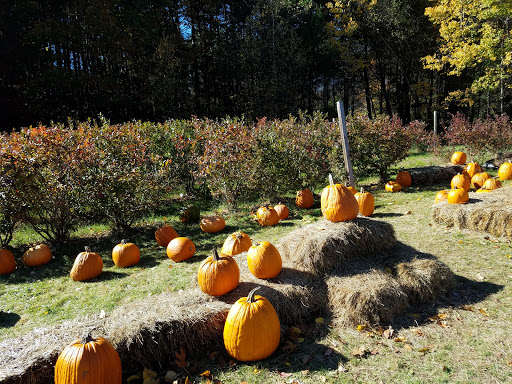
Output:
[
  {"xmin": 408, "ymin": 165, "xmax": 463, "ymax": 186},
  {"xmin": 278, "ymin": 218, "xmax": 396, "ymax": 276},
  {"xmin": 396, "ymin": 258, "xmax": 456, "ymax": 303},
  {"xmin": 432, "ymin": 187, "xmax": 512, "ymax": 240},
  {"xmin": 326, "ymin": 270, "xmax": 409, "ymax": 326}
]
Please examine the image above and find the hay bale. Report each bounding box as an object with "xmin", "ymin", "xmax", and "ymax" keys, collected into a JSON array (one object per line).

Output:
[
  {"xmin": 396, "ymin": 258, "xmax": 456, "ymax": 303},
  {"xmin": 408, "ymin": 165, "xmax": 463, "ymax": 186},
  {"xmin": 432, "ymin": 188, "xmax": 512, "ymax": 240},
  {"xmin": 278, "ymin": 218, "xmax": 396, "ymax": 276},
  {"xmin": 326, "ymin": 270, "xmax": 409, "ymax": 326}
]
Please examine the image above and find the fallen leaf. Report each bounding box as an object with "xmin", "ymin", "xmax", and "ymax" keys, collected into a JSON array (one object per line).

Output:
[
  {"xmin": 459, "ymin": 305, "xmax": 475, "ymax": 311},
  {"xmin": 127, "ymin": 375, "xmax": 141, "ymax": 383},
  {"xmin": 175, "ymin": 347, "xmax": 188, "ymax": 368},
  {"xmin": 404, "ymin": 344, "xmax": 413, "ymax": 351},
  {"xmin": 478, "ymin": 308, "xmax": 490, "ymax": 317},
  {"xmin": 351, "ymin": 346, "xmax": 367, "ymax": 357},
  {"xmin": 315, "ymin": 317, "xmax": 324, "ymax": 324},
  {"xmin": 356, "ymin": 324, "xmax": 367, "ymax": 331},
  {"xmin": 384, "ymin": 267, "xmax": 393, "ymax": 274},
  {"xmin": 418, "ymin": 345, "xmax": 433, "ymax": 353},
  {"xmin": 200, "ymin": 370, "xmax": 213, "ymax": 380},
  {"xmin": 383, "ymin": 328, "xmax": 394, "ymax": 339},
  {"xmin": 285, "ymin": 362, "xmax": 292, "ymax": 367},
  {"xmin": 413, "ymin": 329, "xmax": 424, "ymax": 337},
  {"xmin": 185, "ymin": 377, "xmax": 193, "ymax": 384},
  {"xmin": 164, "ymin": 371, "xmax": 178, "ymax": 383},
  {"xmin": 370, "ymin": 349, "xmax": 379, "ymax": 355},
  {"xmin": 337, "ymin": 363, "xmax": 348, "ymax": 372},
  {"xmin": 394, "ymin": 337, "xmax": 406, "ymax": 342},
  {"xmin": 279, "ymin": 371, "xmax": 293, "ymax": 377},
  {"xmin": 253, "ymin": 368, "xmax": 260, "ymax": 374},
  {"xmin": 143, "ymin": 369, "xmax": 157, "ymax": 380}
]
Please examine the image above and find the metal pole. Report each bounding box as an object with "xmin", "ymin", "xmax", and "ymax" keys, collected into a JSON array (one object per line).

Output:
[
  {"xmin": 336, "ymin": 101, "xmax": 355, "ymax": 187},
  {"xmin": 434, "ymin": 111, "xmax": 438, "ymax": 135}
]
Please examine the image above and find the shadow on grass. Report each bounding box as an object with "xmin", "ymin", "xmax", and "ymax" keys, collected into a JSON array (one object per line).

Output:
[
  {"xmin": 372, "ymin": 212, "xmax": 404, "ymax": 218},
  {"xmin": 0, "ymin": 312, "xmax": 21, "ymax": 329}
]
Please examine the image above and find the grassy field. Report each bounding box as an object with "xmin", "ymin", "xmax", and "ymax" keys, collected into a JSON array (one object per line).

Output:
[{"xmin": 1, "ymin": 150, "xmax": 511, "ymax": 383}]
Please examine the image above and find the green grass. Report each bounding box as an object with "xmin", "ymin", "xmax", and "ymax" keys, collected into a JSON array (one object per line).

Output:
[{"xmin": 2, "ymin": 150, "xmax": 512, "ymax": 383}]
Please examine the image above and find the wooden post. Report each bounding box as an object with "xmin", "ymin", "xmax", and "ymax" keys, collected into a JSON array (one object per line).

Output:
[
  {"xmin": 434, "ymin": 111, "xmax": 438, "ymax": 135},
  {"xmin": 336, "ymin": 101, "xmax": 355, "ymax": 187}
]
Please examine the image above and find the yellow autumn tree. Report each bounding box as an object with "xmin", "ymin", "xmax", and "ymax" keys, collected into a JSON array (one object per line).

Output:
[{"xmin": 423, "ymin": 0, "xmax": 512, "ymax": 110}]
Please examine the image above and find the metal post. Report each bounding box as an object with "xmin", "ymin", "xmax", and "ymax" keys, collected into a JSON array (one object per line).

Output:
[
  {"xmin": 434, "ymin": 111, "xmax": 438, "ymax": 135},
  {"xmin": 336, "ymin": 101, "xmax": 355, "ymax": 187}
]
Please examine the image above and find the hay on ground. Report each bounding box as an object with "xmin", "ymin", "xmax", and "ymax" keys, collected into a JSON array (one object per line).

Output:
[
  {"xmin": 278, "ymin": 218, "xmax": 396, "ymax": 276},
  {"xmin": 326, "ymin": 270, "xmax": 409, "ymax": 326},
  {"xmin": 396, "ymin": 258, "xmax": 456, "ymax": 303},
  {"xmin": 408, "ymin": 165, "xmax": 463, "ymax": 186},
  {"xmin": 432, "ymin": 187, "xmax": 512, "ymax": 240}
]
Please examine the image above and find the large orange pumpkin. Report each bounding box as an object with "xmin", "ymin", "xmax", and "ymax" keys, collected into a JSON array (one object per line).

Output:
[
  {"xmin": 0, "ymin": 249, "xmax": 16, "ymax": 274},
  {"xmin": 221, "ymin": 231, "xmax": 252, "ymax": 256},
  {"xmin": 200, "ymin": 216, "xmax": 226, "ymax": 233},
  {"xmin": 257, "ymin": 206, "xmax": 279, "ymax": 227},
  {"xmin": 498, "ymin": 162, "xmax": 512, "ymax": 181},
  {"xmin": 112, "ymin": 240, "xmax": 140, "ymax": 267},
  {"xmin": 385, "ymin": 180, "xmax": 402, "ymax": 192},
  {"xmin": 70, "ymin": 246, "xmax": 103, "ymax": 281},
  {"xmin": 155, "ymin": 225, "xmax": 179, "ymax": 247},
  {"xmin": 22, "ymin": 244, "xmax": 52, "ymax": 267},
  {"xmin": 321, "ymin": 174, "xmax": 359, "ymax": 222},
  {"xmin": 451, "ymin": 151, "xmax": 467, "ymax": 165},
  {"xmin": 434, "ymin": 190, "xmax": 449, "ymax": 204},
  {"xmin": 396, "ymin": 170, "xmax": 412, "ymax": 188},
  {"xmin": 451, "ymin": 174, "xmax": 470, "ymax": 191},
  {"xmin": 471, "ymin": 172, "xmax": 490, "ymax": 190},
  {"xmin": 223, "ymin": 287, "xmax": 281, "ymax": 361},
  {"xmin": 447, "ymin": 187, "xmax": 469, "ymax": 204},
  {"xmin": 464, "ymin": 162, "xmax": 482, "ymax": 178},
  {"xmin": 295, "ymin": 188, "xmax": 314, "ymax": 208},
  {"xmin": 354, "ymin": 187, "xmax": 375, "ymax": 217},
  {"xmin": 197, "ymin": 248, "xmax": 239, "ymax": 296},
  {"xmin": 54, "ymin": 335, "xmax": 122, "ymax": 384},
  {"xmin": 483, "ymin": 178, "xmax": 502, "ymax": 191},
  {"xmin": 247, "ymin": 241, "xmax": 282, "ymax": 279},
  {"xmin": 273, "ymin": 204, "xmax": 289, "ymax": 221},
  {"xmin": 167, "ymin": 237, "xmax": 195, "ymax": 262}
]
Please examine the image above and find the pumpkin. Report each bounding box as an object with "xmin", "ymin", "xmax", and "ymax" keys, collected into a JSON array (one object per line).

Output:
[
  {"xmin": 167, "ymin": 236, "xmax": 195, "ymax": 262},
  {"xmin": 464, "ymin": 162, "xmax": 482, "ymax": 178},
  {"xmin": 476, "ymin": 187, "xmax": 492, "ymax": 193},
  {"xmin": 247, "ymin": 241, "xmax": 282, "ymax": 279},
  {"xmin": 451, "ymin": 151, "xmax": 467, "ymax": 165},
  {"xmin": 321, "ymin": 174, "xmax": 359, "ymax": 222},
  {"xmin": 498, "ymin": 162, "xmax": 512, "ymax": 181},
  {"xmin": 197, "ymin": 248, "xmax": 239, "ymax": 296},
  {"xmin": 354, "ymin": 187, "xmax": 375, "ymax": 217},
  {"xmin": 54, "ymin": 335, "xmax": 122, "ymax": 384},
  {"xmin": 345, "ymin": 183, "xmax": 358, "ymax": 195},
  {"xmin": 70, "ymin": 246, "xmax": 103, "ymax": 281},
  {"xmin": 112, "ymin": 240, "xmax": 140, "ymax": 267},
  {"xmin": 257, "ymin": 206, "xmax": 279, "ymax": 227},
  {"xmin": 0, "ymin": 248, "xmax": 16, "ymax": 274},
  {"xmin": 200, "ymin": 216, "xmax": 226, "ymax": 233},
  {"xmin": 221, "ymin": 231, "xmax": 252, "ymax": 256},
  {"xmin": 451, "ymin": 174, "xmax": 471, "ymax": 191},
  {"xmin": 482, "ymin": 178, "xmax": 502, "ymax": 191},
  {"xmin": 396, "ymin": 170, "xmax": 412, "ymax": 188},
  {"xmin": 385, "ymin": 180, "xmax": 402, "ymax": 192},
  {"xmin": 295, "ymin": 188, "xmax": 314, "ymax": 208},
  {"xmin": 22, "ymin": 244, "xmax": 52, "ymax": 267},
  {"xmin": 434, "ymin": 190, "xmax": 449, "ymax": 204},
  {"xmin": 155, "ymin": 225, "xmax": 178, "ymax": 247},
  {"xmin": 471, "ymin": 172, "xmax": 490, "ymax": 189},
  {"xmin": 273, "ymin": 204, "xmax": 289, "ymax": 221},
  {"xmin": 223, "ymin": 287, "xmax": 281, "ymax": 361},
  {"xmin": 179, "ymin": 205, "xmax": 201, "ymax": 224},
  {"xmin": 447, "ymin": 187, "xmax": 469, "ymax": 204}
]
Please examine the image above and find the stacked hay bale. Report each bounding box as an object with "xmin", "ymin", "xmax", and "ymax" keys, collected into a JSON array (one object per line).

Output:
[
  {"xmin": 432, "ymin": 187, "xmax": 512, "ymax": 240},
  {"xmin": 408, "ymin": 165, "xmax": 463, "ymax": 186}
]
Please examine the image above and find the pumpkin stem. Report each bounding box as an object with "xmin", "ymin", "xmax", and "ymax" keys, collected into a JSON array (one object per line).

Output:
[
  {"xmin": 212, "ymin": 247, "xmax": 220, "ymax": 261},
  {"xmin": 360, "ymin": 187, "xmax": 364, "ymax": 194},
  {"xmin": 328, "ymin": 173, "xmax": 334, "ymax": 186},
  {"xmin": 85, "ymin": 246, "xmax": 91, "ymax": 253},
  {"xmin": 82, "ymin": 334, "xmax": 94, "ymax": 344},
  {"xmin": 121, "ymin": 239, "xmax": 127, "ymax": 245},
  {"xmin": 246, "ymin": 286, "xmax": 261, "ymax": 303}
]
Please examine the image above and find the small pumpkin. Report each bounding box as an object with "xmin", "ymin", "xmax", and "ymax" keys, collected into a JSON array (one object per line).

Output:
[
  {"xmin": 482, "ymin": 178, "xmax": 502, "ymax": 191},
  {"xmin": 434, "ymin": 190, "xmax": 449, "ymax": 204},
  {"xmin": 345, "ymin": 182, "xmax": 358, "ymax": 195},
  {"xmin": 22, "ymin": 244, "xmax": 52, "ymax": 267},
  {"xmin": 112, "ymin": 240, "xmax": 140, "ymax": 267},
  {"xmin": 0, "ymin": 248, "xmax": 16, "ymax": 274},
  {"xmin": 451, "ymin": 151, "xmax": 467, "ymax": 165},
  {"xmin": 70, "ymin": 246, "xmax": 103, "ymax": 281},
  {"xmin": 197, "ymin": 248, "xmax": 239, "ymax": 296},
  {"xmin": 451, "ymin": 173, "xmax": 471, "ymax": 191},
  {"xmin": 396, "ymin": 170, "xmax": 412, "ymax": 188},
  {"xmin": 354, "ymin": 187, "xmax": 375, "ymax": 217},
  {"xmin": 200, "ymin": 216, "xmax": 226, "ymax": 233},
  {"xmin": 471, "ymin": 172, "xmax": 490, "ymax": 190},
  {"xmin": 247, "ymin": 241, "xmax": 282, "ymax": 279},
  {"xmin": 385, "ymin": 180, "xmax": 402, "ymax": 193},
  {"xmin": 54, "ymin": 335, "xmax": 122, "ymax": 384},
  {"xmin": 155, "ymin": 225, "xmax": 178, "ymax": 247},
  {"xmin": 257, "ymin": 206, "xmax": 279, "ymax": 227},
  {"xmin": 221, "ymin": 231, "xmax": 252, "ymax": 256},
  {"xmin": 447, "ymin": 187, "xmax": 469, "ymax": 204},
  {"xmin": 167, "ymin": 237, "xmax": 195, "ymax": 262},
  {"xmin": 273, "ymin": 204, "xmax": 289, "ymax": 221},
  {"xmin": 179, "ymin": 205, "xmax": 201, "ymax": 224},
  {"xmin": 295, "ymin": 188, "xmax": 314, "ymax": 208},
  {"xmin": 476, "ymin": 187, "xmax": 492, "ymax": 193},
  {"xmin": 223, "ymin": 287, "xmax": 281, "ymax": 361},
  {"xmin": 464, "ymin": 162, "xmax": 482, "ymax": 178},
  {"xmin": 321, "ymin": 174, "xmax": 359, "ymax": 222},
  {"xmin": 498, "ymin": 162, "xmax": 512, "ymax": 181}
]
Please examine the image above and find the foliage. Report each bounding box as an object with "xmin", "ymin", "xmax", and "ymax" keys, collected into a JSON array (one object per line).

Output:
[
  {"xmin": 443, "ymin": 112, "xmax": 512, "ymax": 160},
  {"xmin": 346, "ymin": 114, "xmax": 413, "ymax": 182},
  {"xmin": 406, "ymin": 120, "xmax": 443, "ymax": 155}
]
